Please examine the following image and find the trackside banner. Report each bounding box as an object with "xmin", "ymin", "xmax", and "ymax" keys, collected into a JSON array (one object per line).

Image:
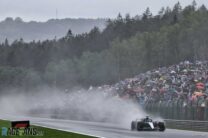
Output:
[{"xmin": 1, "ymin": 120, "xmax": 44, "ymax": 136}]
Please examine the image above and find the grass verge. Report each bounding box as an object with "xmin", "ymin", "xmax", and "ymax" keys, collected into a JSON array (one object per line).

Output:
[{"xmin": 0, "ymin": 119, "xmax": 95, "ymax": 138}]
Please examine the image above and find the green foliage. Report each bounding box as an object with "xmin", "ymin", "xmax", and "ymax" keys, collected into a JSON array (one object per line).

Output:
[
  {"xmin": 1, "ymin": 2, "xmax": 208, "ymax": 89},
  {"xmin": 0, "ymin": 67, "xmax": 41, "ymax": 90},
  {"xmin": 44, "ymin": 59, "xmax": 77, "ymax": 87}
]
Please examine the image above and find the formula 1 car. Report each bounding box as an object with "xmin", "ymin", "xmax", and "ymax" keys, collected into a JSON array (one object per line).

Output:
[{"xmin": 131, "ymin": 116, "xmax": 165, "ymax": 131}]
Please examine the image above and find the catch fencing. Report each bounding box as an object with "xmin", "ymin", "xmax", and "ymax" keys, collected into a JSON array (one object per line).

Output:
[
  {"xmin": 145, "ymin": 99, "xmax": 208, "ymax": 121},
  {"xmin": 144, "ymin": 100, "xmax": 208, "ymax": 132},
  {"xmin": 144, "ymin": 98, "xmax": 208, "ymax": 131}
]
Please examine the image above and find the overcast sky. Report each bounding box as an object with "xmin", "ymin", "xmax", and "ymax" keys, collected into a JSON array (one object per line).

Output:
[{"xmin": 0, "ymin": 0, "xmax": 208, "ymax": 22}]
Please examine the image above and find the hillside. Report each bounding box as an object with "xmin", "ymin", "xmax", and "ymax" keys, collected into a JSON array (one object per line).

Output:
[{"xmin": 0, "ymin": 17, "xmax": 107, "ymax": 42}]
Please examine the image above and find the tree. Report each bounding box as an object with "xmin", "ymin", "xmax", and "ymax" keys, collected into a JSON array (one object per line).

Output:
[
  {"xmin": 4, "ymin": 17, "xmax": 13, "ymax": 22},
  {"xmin": 125, "ymin": 13, "xmax": 131, "ymax": 22},
  {"xmin": 158, "ymin": 7, "xmax": 165, "ymax": 18},
  {"xmin": 192, "ymin": 0, "xmax": 197, "ymax": 11},
  {"xmin": 142, "ymin": 7, "xmax": 152, "ymax": 20},
  {"xmin": 4, "ymin": 38, "xmax": 9, "ymax": 46},
  {"xmin": 172, "ymin": 2, "xmax": 182, "ymax": 24},
  {"xmin": 66, "ymin": 29, "xmax": 73, "ymax": 40},
  {"xmin": 173, "ymin": 2, "xmax": 182, "ymax": 14},
  {"xmin": 117, "ymin": 13, "xmax": 123, "ymax": 22},
  {"xmin": 199, "ymin": 4, "xmax": 207, "ymax": 13},
  {"xmin": 14, "ymin": 17, "xmax": 23, "ymax": 22}
]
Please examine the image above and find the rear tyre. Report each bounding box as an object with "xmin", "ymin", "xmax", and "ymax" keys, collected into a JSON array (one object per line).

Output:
[
  {"xmin": 158, "ymin": 122, "xmax": 165, "ymax": 131},
  {"xmin": 137, "ymin": 122, "xmax": 143, "ymax": 131}
]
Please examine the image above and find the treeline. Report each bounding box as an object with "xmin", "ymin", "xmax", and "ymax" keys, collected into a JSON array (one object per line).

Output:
[
  {"xmin": 0, "ymin": 1, "xmax": 208, "ymax": 90},
  {"xmin": 0, "ymin": 17, "xmax": 106, "ymax": 42}
]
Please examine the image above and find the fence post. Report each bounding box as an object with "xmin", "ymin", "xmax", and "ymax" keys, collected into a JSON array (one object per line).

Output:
[
  {"xmin": 205, "ymin": 100, "xmax": 208, "ymax": 121},
  {"xmin": 166, "ymin": 101, "xmax": 169, "ymax": 119},
  {"xmin": 177, "ymin": 100, "xmax": 181, "ymax": 120},
  {"xmin": 187, "ymin": 104, "xmax": 191, "ymax": 120},
  {"xmin": 194, "ymin": 103, "xmax": 197, "ymax": 120},
  {"xmin": 171, "ymin": 101, "xmax": 174, "ymax": 119},
  {"xmin": 190, "ymin": 101, "xmax": 194, "ymax": 120},
  {"xmin": 184, "ymin": 102, "xmax": 188, "ymax": 120},
  {"xmin": 160, "ymin": 101, "xmax": 165, "ymax": 117},
  {"xmin": 173, "ymin": 100, "xmax": 177, "ymax": 119},
  {"xmin": 178, "ymin": 99, "xmax": 183, "ymax": 120}
]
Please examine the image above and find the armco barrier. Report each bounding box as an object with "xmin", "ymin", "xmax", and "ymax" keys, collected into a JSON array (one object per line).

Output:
[{"xmin": 164, "ymin": 119, "xmax": 208, "ymax": 132}]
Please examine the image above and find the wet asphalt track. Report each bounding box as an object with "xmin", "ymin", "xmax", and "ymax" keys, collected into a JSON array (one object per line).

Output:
[{"xmin": 1, "ymin": 114, "xmax": 208, "ymax": 138}]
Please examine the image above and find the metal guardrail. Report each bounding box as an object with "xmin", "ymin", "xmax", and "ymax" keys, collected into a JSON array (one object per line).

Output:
[{"xmin": 164, "ymin": 119, "xmax": 208, "ymax": 132}]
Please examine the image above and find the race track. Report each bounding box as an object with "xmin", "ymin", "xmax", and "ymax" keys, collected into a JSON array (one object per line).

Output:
[{"xmin": 1, "ymin": 114, "xmax": 208, "ymax": 138}]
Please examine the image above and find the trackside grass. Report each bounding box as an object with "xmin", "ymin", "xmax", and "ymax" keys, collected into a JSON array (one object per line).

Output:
[{"xmin": 0, "ymin": 119, "xmax": 95, "ymax": 138}]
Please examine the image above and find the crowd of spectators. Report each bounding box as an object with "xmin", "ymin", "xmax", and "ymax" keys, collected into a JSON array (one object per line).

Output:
[
  {"xmin": 86, "ymin": 61, "xmax": 208, "ymax": 120},
  {"xmin": 113, "ymin": 61, "xmax": 208, "ymax": 107}
]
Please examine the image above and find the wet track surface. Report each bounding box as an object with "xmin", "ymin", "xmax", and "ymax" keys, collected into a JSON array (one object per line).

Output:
[{"xmin": 1, "ymin": 114, "xmax": 208, "ymax": 138}]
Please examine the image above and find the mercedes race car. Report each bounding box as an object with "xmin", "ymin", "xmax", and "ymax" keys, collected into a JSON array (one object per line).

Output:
[{"xmin": 131, "ymin": 116, "xmax": 165, "ymax": 131}]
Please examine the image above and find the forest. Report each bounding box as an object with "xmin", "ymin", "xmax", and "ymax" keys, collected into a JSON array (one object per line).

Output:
[{"xmin": 0, "ymin": 1, "xmax": 207, "ymax": 90}]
